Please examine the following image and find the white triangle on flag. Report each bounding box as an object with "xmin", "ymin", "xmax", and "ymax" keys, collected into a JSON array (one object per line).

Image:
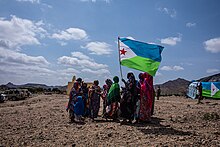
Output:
[
  {"xmin": 211, "ymin": 83, "xmax": 219, "ymax": 97},
  {"xmin": 119, "ymin": 41, "xmax": 136, "ymax": 60}
]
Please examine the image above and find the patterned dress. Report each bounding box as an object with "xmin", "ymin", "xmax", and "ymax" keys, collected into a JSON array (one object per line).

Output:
[
  {"xmin": 139, "ymin": 73, "xmax": 154, "ymax": 121},
  {"xmin": 89, "ymin": 85, "xmax": 101, "ymax": 119}
]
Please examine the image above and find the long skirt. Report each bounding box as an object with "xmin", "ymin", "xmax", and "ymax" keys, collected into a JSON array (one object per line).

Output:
[
  {"xmin": 91, "ymin": 94, "xmax": 100, "ymax": 118},
  {"xmin": 139, "ymin": 94, "xmax": 153, "ymax": 121},
  {"xmin": 109, "ymin": 102, "xmax": 118, "ymax": 116}
]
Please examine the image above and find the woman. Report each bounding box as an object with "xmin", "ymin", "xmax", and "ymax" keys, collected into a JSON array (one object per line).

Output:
[
  {"xmin": 89, "ymin": 80, "xmax": 101, "ymax": 120},
  {"xmin": 139, "ymin": 72, "xmax": 154, "ymax": 121},
  {"xmin": 101, "ymin": 79, "xmax": 113, "ymax": 116},
  {"xmin": 121, "ymin": 72, "xmax": 139, "ymax": 122},
  {"xmin": 101, "ymin": 84, "xmax": 108, "ymax": 116},
  {"xmin": 66, "ymin": 81, "xmax": 83, "ymax": 122},
  {"xmin": 106, "ymin": 76, "xmax": 120, "ymax": 120},
  {"xmin": 82, "ymin": 83, "xmax": 89, "ymax": 117}
]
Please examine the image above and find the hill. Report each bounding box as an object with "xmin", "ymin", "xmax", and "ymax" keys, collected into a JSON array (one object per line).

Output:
[
  {"xmin": 154, "ymin": 78, "xmax": 190, "ymax": 96},
  {"xmin": 1, "ymin": 73, "xmax": 219, "ymax": 95},
  {"xmin": 1, "ymin": 82, "xmax": 67, "ymax": 93},
  {"xmin": 198, "ymin": 73, "xmax": 220, "ymax": 82},
  {"xmin": 155, "ymin": 73, "xmax": 220, "ymax": 96}
]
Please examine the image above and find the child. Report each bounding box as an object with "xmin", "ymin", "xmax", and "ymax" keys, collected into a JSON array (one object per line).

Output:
[{"xmin": 73, "ymin": 96, "xmax": 84, "ymax": 122}]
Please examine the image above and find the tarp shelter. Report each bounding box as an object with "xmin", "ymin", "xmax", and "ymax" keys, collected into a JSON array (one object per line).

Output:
[
  {"xmin": 187, "ymin": 82, "xmax": 220, "ymax": 99},
  {"xmin": 187, "ymin": 82, "xmax": 198, "ymax": 99}
]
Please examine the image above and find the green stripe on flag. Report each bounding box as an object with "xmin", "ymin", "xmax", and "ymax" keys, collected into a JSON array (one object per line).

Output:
[
  {"xmin": 121, "ymin": 56, "xmax": 160, "ymax": 76},
  {"xmin": 202, "ymin": 89, "xmax": 220, "ymax": 99}
]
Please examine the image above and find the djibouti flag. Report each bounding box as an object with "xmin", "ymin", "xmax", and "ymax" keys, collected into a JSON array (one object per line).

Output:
[
  {"xmin": 202, "ymin": 82, "xmax": 220, "ymax": 99},
  {"xmin": 118, "ymin": 37, "xmax": 164, "ymax": 76}
]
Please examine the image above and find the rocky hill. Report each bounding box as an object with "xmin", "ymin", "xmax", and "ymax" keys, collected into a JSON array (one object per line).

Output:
[
  {"xmin": 154, "ymin": 78, "xmax": 190, "ymax": 96},
  {"xmin": 198, "ymin": 73, "xmax": 220, "ymax": 82},
  {"xmin": 155, "ymin": 73, "xmax": 220, "ymax": 96},
  {"xmin": 1, "ymin": 73, "xmax": 219, "ymax": 96},
  {"xmin": 1, "ymin": 82, "xmax": 67, "ymax": 93}
]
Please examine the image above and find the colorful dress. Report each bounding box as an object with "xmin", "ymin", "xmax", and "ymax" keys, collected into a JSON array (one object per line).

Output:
[
  {"xmin": 101, "ymin": 85, "xmax": 108, "ymax": 115},
  {"xmin": 89, "ymin": 85, "xmax": 101, "ymax": 119},
  {"xmin": 121, "ymin": 76, "xmax": 139, "ymax": 120},
  {"xmin": 74, "ymin": 96, "xmax": 84, "ymax": 116},
  {"xmin": 139, "ymin": 73, "xmax": 154, "ymax": 121},
  {"xmin": 107, "ymin": 76, "xmax": 120, "ymax": 118}
]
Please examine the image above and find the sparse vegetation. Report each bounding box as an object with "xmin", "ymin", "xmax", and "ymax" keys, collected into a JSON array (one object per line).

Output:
[{"xmin": 203, "ymin": 112, "xmax": 220, "ymax": 120}]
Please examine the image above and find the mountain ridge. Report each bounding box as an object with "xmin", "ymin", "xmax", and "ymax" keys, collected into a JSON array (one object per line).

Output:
[{"xmin": 1, "ymin": 73, "xmax": 219, "ymax": 95}]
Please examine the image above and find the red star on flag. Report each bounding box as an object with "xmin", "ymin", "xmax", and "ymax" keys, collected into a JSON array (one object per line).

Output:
[{"xmin": 120, "ymin": 48, "xmax": 127, "ymax": 55}]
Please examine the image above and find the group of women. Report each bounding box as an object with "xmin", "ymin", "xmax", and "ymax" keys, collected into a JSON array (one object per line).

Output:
[{"xmin": 66, "ymin": 72, "xmax": 154, "ymax": 123}]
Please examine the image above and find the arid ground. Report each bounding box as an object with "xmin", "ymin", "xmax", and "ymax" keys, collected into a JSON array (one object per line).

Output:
[{"xmin": 0, "ymin": 94, "xmax": 219, "ymax": 146}]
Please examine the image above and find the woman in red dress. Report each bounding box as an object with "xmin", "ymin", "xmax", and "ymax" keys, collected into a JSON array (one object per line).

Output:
[{"xmin": 139, "ymin": 72, "xmax": 154, "ymax": 121}]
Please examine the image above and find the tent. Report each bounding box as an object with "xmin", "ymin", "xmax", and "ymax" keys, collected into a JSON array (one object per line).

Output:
[{"xmin": 187, "ymin": 82, "xmax": 220, "ymax": 99}]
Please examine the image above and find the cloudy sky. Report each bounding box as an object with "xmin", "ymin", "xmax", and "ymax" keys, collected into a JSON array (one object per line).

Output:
[{"xmin": 0, "ymin": 0, "xmax": 220, "ymax": 86}]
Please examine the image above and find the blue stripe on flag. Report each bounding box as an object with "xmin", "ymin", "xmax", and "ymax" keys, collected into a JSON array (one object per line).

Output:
[
  {"xmin": 119, "ymin": 37, "xmax": 164, "ymax": 62},
  {"xmin": 201, "ymin": 82, "xmax": 220, "ymax": 90}
]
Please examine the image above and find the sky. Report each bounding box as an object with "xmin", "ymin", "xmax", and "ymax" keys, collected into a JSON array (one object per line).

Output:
[{"xmin": 0, "ymin": 0, "xmax": 220, "ymax": 86}]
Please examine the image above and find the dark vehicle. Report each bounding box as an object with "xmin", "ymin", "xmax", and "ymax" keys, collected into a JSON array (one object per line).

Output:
[
  {"xmin": 4, "ymin": 89, "xmax": 30, "ymax": 101},
  {"xmin": 0, "ymin": 93, "xmax": 6, "ymax": 103}
]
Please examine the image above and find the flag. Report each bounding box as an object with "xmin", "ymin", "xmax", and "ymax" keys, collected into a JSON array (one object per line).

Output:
[
  {"xmin": 211, "ymin": 82, "xmax": 220, "ymax": 97},
  {"xmin": 202, "ymin": 82, "xmax": 220, "ymax": 99},
  {"xmin": 118, "ymin": 37, "xmax": 164, "ymax": 76}
]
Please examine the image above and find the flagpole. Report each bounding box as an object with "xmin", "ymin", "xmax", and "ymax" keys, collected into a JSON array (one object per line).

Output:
[{"xmin": 118, "ymin": 36, "xmax": 123, "ymax": 79}]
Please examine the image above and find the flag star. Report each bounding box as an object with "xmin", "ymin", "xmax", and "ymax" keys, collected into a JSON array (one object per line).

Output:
[{"xmin": 120, "ymin": 48, "xmax": 127, "ymax": 55}]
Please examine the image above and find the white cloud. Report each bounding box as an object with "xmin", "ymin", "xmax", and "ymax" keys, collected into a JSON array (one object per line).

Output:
[
  {"xmin": 57, "ymin": 52, "xmax": 110, "ymax": 78},
  {"xmin": 160, "ymin": 34, "xmax": 182, "ymax": 46},
  {"xmin": 57, "ymin": 52, "xmax": 108, "ymax": 69},
  {"xmin": 173, "ymin": 66, "xmax": 184, "ymax": 71},
  {"xmin": 0, "ymin": 15, "xmax": 47, "ymax": 49},
  {"xmin": 71, "ymin": 52, "xmax": 93, "ymax": 61},
  {"xmin": 81, "ymin": 68, "xmax": 110, "ymax": 75},
  {"xmin": 58, "ymin": 68, "xmax": 80, "ymax": 76},
  {"xmin": 16, "ymin": 0, "xmax": 53, "ymax": 9},
  {"xmin": 206, "ymin": 68, "xmax": 219, "ymax": 74},
  {"xmin": 180, "ymin": 62, "xmax": 193, "ymax": 66},
  {"xmin": 82, "ymin": 41, "xmax": 112, "ymax": 55},
  {"xmin": 80, "ymin": 0, "xmax": 110, "ymax": 3},
  {"xmin": 16, "ymin": 0, "xmax": 40, "ymax": 3},
  {"xmin": 0, "ymin": 47, "xmax": 55, "ymax": 84},
  {"xmin": 58, "ymin": 41, "xmax": 67, "ymax": 46},
  {"xmin": 160, "ymin": 66, "xmax": 172, "ymax": 71},
  {"xmin": 0, "ymin": 64, "xmax": 54, "ymax": 77},
  {"xmin": 204, "ymin": 37, "xmax": 220, "ymax": 53},
  {"xmin": 51, "ymin": 28, "xmax": 88, "ymax": 41},
  {"xmin": 161, "ymin": 65, "xmax": 184, "ymax": 71},
  {"xmin": 158, "ymin": 7, "xmax": 177, "ymax": 18},
  {"xmin": 0, "ymin": 47, "xmax": 49, "ymax": 66},
  {"xmin": 186, "ymin": 22, "xmax": 196, "ymax": 28}
]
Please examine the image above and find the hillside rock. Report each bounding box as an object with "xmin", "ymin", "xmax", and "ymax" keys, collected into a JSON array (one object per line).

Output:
[
  {"xmin": 155, "ymin": 78, "xmax": 190, "ymax": 96},
  {"xmin": 198, "ymin": 73, "xmax": 220, "ymax": 82}
]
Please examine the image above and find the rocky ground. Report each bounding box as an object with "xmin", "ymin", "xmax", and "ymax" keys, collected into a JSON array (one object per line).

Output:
[{"xmin": 0, "ymin": 94, "xmax": 220, "ymax": 146}]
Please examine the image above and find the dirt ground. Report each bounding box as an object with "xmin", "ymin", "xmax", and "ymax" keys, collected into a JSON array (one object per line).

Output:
[{"xmin": 0, "ymin": 94, "xmax": 220, "ymax": 146}]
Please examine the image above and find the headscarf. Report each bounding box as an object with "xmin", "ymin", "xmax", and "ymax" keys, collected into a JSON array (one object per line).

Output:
[
  {"xmin": 105, "ymin": 79, "xmax": 113, "ymax": 86},
  {"xmin": 139, "ymin": 73, "xmax": 144, "ymax": 81},
  {"xmin": 94, "ymin": 80, "xmax": 99, "ymax": 86},
  {"xmin": 107, "ymin": 76, "xmax": 120, "ymax": 103},
  {"xmin": 144, "ymin": 72, "xmax": 153, "ymax": 87},
  {"xmin": 113, "ymin": 76, "xmax": 119, "ymax": 83},
  {"xmin": 73, "ymin": 81, "xmax": 79, "ymax": 89},
  {"xmin": 103, "ymin": 84, "xmax": 108, "ymax": 90},
  {"xmin": 76, "ymin": 78, "xmax": 82, "ymax": 84}
]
